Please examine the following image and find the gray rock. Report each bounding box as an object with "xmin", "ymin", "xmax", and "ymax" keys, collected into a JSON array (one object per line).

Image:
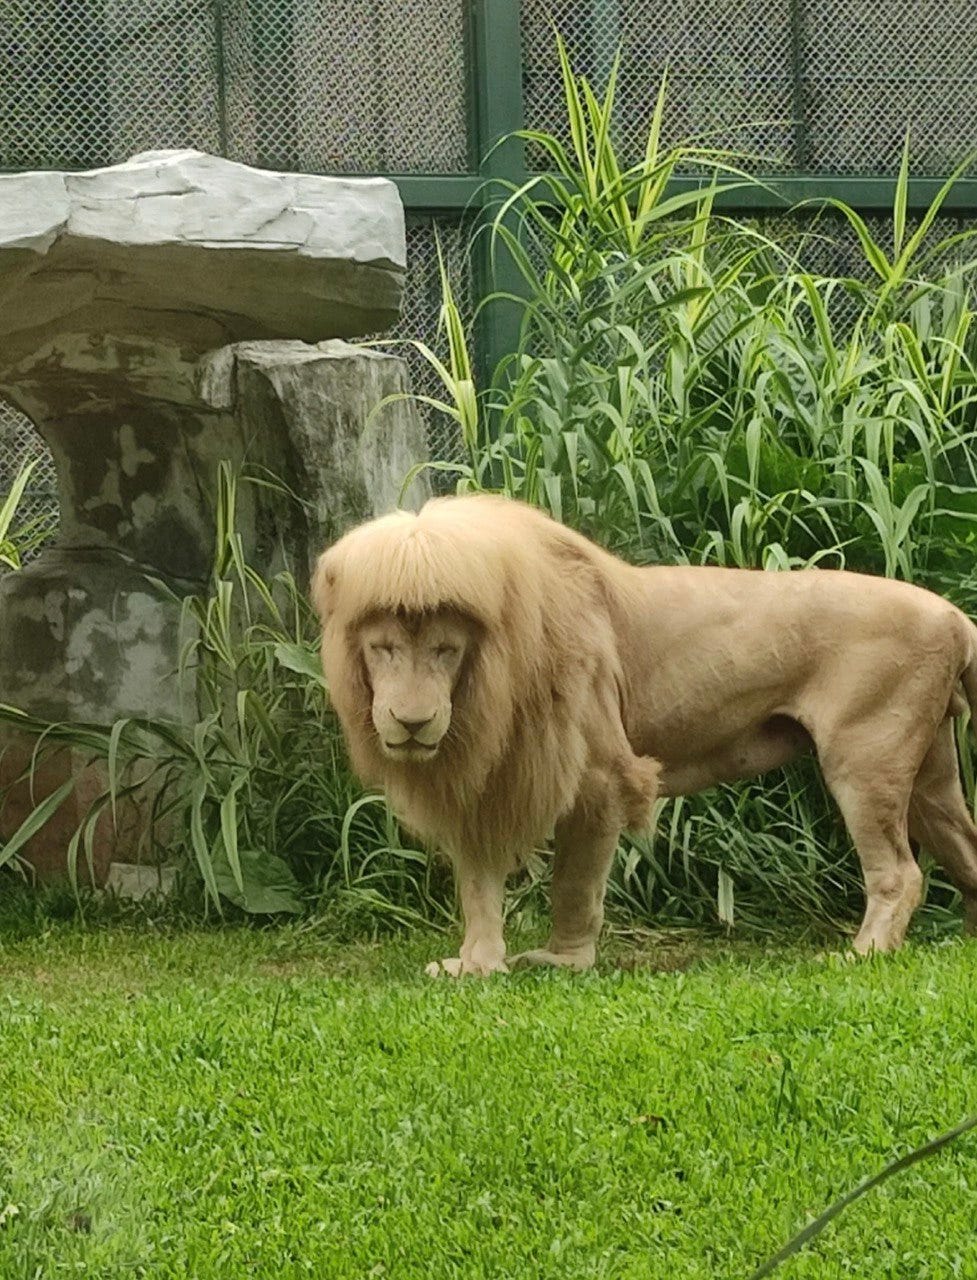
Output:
[
  {"xmin": 0, "ymin": 152, "xmax": 427, "ymax": 728},
  {"xmin": 104, "ymin": 862, "xmax": 178, "ymax": 902},
  {"xmin": 0, "ymin": 149, "xmax": 406, "ymax": 365},
  {"xmin": 0, "ymin": 547, "xmax": 194, "ymax": 723},
  {"xmin": 199, "ymin": 339, "xmax": 430, "ymax": 560},
  {"xmin": 0, "ymin": 337, "xmax": 428, "ymax": 723}
]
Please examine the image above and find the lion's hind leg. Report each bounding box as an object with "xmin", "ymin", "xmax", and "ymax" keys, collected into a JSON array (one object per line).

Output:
[
  {"xmin": 909, "ymin": 719, "xmax": 977, "ymax": 935},
  {"xmin": 820, "ymin": 749, "xmax": 923, "ymax": 954}
]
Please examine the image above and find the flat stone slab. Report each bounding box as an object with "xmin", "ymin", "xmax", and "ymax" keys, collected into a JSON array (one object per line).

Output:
[
  {"xmin": 104, "ymin": 863, "xmax": 177, "ymax": 902},
  {"xmin": 0, "ymin": 149, "xmax": 406, "ymax": 366}
]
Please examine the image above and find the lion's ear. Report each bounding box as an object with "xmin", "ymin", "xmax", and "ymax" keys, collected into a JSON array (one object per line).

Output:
[{"xmin": 310, "ymin": 547, "xmax": 339, "ymax": 623}]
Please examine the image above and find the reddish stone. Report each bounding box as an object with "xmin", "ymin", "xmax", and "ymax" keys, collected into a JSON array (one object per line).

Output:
[{"xmin": 0, "ymin": 733, "xmax": 151, "ymax": 887}]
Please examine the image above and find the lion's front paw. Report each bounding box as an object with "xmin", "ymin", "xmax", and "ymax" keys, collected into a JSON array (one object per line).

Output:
[
  {"xmin": 509, "ymin": 947, "xmax": 595, "ymax": 972},
  {"xmin": 424, "ymin": 954, "xmax": 509, "ymax": 978}
]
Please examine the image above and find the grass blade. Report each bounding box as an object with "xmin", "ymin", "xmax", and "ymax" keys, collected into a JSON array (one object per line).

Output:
[{"xmin": 748, "ymin": 1113, "xmax": 977, "ymax": 1279}]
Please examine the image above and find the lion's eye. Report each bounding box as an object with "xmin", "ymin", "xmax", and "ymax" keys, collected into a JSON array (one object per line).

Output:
[
  {"xmin": 435, "ymin": 644, "xmax": 458, "ymax": 660},
  {"xmin": 370, "ymin": 643, "xmax": 394, "ymax": 658}
]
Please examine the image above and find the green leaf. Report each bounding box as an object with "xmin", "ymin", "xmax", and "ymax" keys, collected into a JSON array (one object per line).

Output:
[
  {"xmin": 893, "ymin": 484, "xmax": 931, "ymax": 547},
  {"xmin": 218, "ymin": 776, "xmax": 247, "ymax": 893},
  {"xmin": 0, "ymin": 459, "xmax": 37, "ymax": 551},
  {"xmin": 796, "ymin": 198, "xmax": 891, "ymax": 283},
  {"xmin": 0, "ymin": 778, "xmax": 74, "ymax": 870},
  {"xmin": 273, "ymin": 642, "xmax": 328, "ymax": 689},
  {"xmin": 717, "ymin": 866, "xmax": 735, "ymax": 927},
  {"xmin": 211, "ymin": 846, "xmax": 304, "ymax": 915},
  {"xmin": 106, "ymin": 718, "xmax": 132, "ymax": 829},
  {"xmin": 892, "ymin": 128, "xmax": 911, "ymax": 258},
  {"xmin": 189, "ymin": 779, "xmax": 222, "ymax": 912}
]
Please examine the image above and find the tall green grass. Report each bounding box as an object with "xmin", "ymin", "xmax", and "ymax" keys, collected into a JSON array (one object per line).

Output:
[
  {"xmin": 476, "ymin": 53, "xmax": 977, "ymax": 581},
  {"xmin": 391, "ymin": 33, "xmax": 977, "ymax": 934}
]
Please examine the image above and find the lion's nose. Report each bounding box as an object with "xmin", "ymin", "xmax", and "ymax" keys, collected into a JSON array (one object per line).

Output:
[{"xmin": 393, "ymin": 714, "xmax": 434, "ymax": 737}]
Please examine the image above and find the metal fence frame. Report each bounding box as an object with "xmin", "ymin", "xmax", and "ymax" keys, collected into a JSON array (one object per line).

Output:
[{"xmin": 458, "ymin": 0, "xmax": 977, "ymax": 389}]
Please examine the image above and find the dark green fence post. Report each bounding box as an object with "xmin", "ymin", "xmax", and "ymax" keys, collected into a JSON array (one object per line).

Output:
[
  {"xmin": 470, "ymin": 0, "xmax": 526, "ymax": 398},
  {"xmin": 789, "ymin": 0, "xmax": 810, "ymax": 171},
  {"xmin": 213, "ymin": 0, "xmax": 229, "ymax": 156}
]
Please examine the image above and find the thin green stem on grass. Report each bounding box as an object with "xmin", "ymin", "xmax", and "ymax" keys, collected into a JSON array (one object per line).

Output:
[{"xmin": 748, "ymin": 1113, "xmax": 977, "ymax": 1279}]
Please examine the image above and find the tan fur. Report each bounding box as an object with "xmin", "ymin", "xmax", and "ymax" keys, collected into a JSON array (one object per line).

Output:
[
  {"xmin": 314, "ymin": 493, "xmax": 977, "ymax": 973},
  {"xmin": 312, "ymin": 496, "xmax": 660, "ymax": 974}
]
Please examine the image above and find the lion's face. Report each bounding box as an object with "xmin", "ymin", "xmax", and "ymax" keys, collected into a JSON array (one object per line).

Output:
[{"xmin": 358, "ymin": 612, "xmax": 472, "ymax": 762}]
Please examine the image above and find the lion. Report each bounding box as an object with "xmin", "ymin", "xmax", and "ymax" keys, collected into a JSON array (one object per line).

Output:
[{"xmin": 312, "ymin": 493, "xmax": 977, "ymax": 975}]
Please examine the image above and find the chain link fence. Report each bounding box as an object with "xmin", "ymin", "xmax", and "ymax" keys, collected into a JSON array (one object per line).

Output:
[
  {"xmin": 9, "ymin": 1, "xmax": 972, "ymax": 181},
  {"xmin": 0, "ymin": 0, "xmax": 223, "ymax": 170},
  {"xmin": 220, "ymin": 0, "xmax": 469, "ymax": 173},
  {"xmin": 0, "ymin": 0, "xmax": 468, "ymax": 174},
  {"xmin": 802, "ymin": 2, "xmax": 977, "ymax": 175},
  {"xmin": 521, "ymin": 0, "xmax": 977, "ymax": 175},
  {"xmin": 522, "ymin": 0, "xmax": 796, "ymax": 171},
  {"xmin": 1, "ymin": 1, "xmax": 975, "ymax": 545}
]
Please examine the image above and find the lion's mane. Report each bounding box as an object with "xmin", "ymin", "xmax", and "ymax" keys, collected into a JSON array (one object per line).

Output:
[{"xmin": 313, "ymin": 495, "xmax": 659, "ymax": 871}]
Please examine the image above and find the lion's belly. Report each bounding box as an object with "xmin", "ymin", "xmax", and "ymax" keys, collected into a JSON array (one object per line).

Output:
[
  {"xmin": 645, "ymin": 714, "xmax": 813, "ymax": 797},
  {"xmin": 617, "ymin": 560, "xmax": 974, "ymax": 799}
]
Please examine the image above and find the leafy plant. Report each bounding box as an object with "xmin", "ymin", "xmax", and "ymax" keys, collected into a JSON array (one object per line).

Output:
[
  {"xmin": 0, "ymin": 465, "xmax": 448, "ymax": 925},
  {"xmin": 381, "ymin": 33, "xmax": 977, "ymax": 933},
  {"xmin": 0, "ymin": 460, "xmax": 52, "ymax": 569}
]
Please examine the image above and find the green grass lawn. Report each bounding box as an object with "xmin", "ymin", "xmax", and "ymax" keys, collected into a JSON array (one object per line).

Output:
[{"xmin": 0, "ymin": 916, "xmax": 975, "ymax": 1279}]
